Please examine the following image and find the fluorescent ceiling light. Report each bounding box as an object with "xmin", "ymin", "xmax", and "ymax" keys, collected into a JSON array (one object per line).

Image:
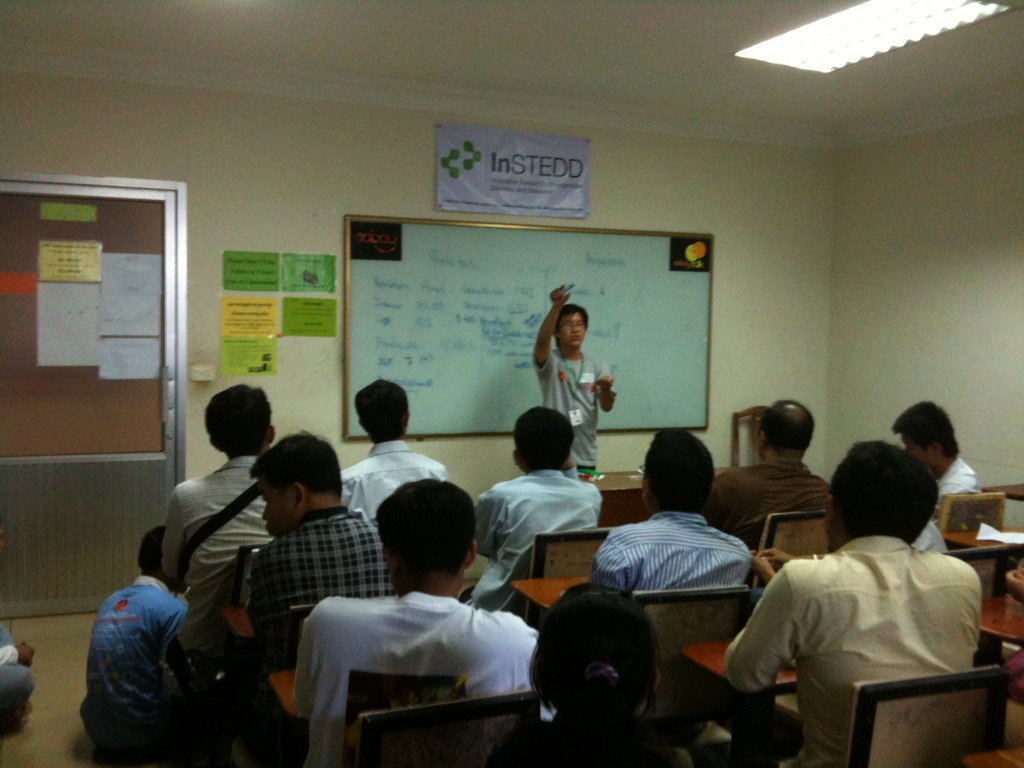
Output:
[{"xmin": 736, "ymin": 0, "xmax": 1011, "ymax": 73}]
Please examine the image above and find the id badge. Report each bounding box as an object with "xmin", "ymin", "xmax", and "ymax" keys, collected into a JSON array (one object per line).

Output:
[
  {"xmin": 568, "ymin": 409, "xmax": 584, "ymax": 426},
  {"xmin": 578, "ymin": 372, "xmax": 595, "ymax": 385}
]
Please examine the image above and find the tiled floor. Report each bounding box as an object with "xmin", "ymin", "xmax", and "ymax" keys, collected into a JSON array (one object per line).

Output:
[{"xmin": 0, "ymin": 613, "xmax": 177, "ymax": 768}]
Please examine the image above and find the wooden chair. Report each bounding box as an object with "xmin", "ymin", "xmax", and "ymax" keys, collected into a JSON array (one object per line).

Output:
[
  {"xmin": 730, "ymin": 405, "xmax": 767, "ymax": 467},
  {"xmin": 947, "ymin": 545, "xmax": 1014, "ymax": 665},
  {"xmin": 846, "ymin": 666, "xmax": 1006, "ymax": 768},
  {"xmin": 946, "ymin": 546, "xmax": 1013, "ymax": 599},
  {"xmin": 527, "ymin": 528, "xmax": 611, "ymax": 579},
  {"xmin": 353, "ymin": 690, "xmax": 539, "ymax": 768},
  {"xmin": 938, "ymin": 492, "xmax": 1006, "ymax": 533},
  {"xmin": 633, "ymin": 586, "xmax": 750, "ymax": 725},
  {"xmin": 283, "ymin": 603, "xmax": 317, "ymax": 669},
  {"xmin": 229, "ymin": 543, "xmax": 264, "ymax": 604},
  {"xmin": 753, "ymin": 510, "xmax": 827, "ymax": 588},
  {"xmin": 756, "ymin": 509, "xmax": 827, "ymax": 554},
  {"xmin": 525, "ymin": 528, "xmax": 610, "ymax": 625}
]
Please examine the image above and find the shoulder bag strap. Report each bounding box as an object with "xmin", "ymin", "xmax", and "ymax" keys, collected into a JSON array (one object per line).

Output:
[{"xmin": 177, "ymin": 482, "xmax": 261, "ymax": 582}]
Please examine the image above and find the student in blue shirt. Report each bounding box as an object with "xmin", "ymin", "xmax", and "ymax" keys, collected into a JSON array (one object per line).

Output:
[{"xmin": 81, "ymin": 526, "xmax": 186, "ymax": 753}]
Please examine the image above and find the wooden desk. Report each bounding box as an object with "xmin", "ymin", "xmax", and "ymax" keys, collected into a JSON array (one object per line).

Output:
[
  {"xmin": 681, "ymin": 640, "xmax": 797, "ymax": 691},
  {"xmin": 681, "ymin": 641, "xmax": 796, "ymax": 768},
  {"xmin": 963, "ymin": 746, "xmax": 1024, "ymax": 767},
  {"xmin": 222, "ymin": 604, "xmax": 255, "ymax": 639},
  {"xmin": 593, "ymin": 471, "xmax": 646, "ymax": 527},
  {"xmin": 511, "ymin": 576, "xmax": 588, "ymax": 611},
  {"xmin": 983, "ymin": 485, "xmax": 1024, "ymax": 502},
  {"xmin": 269, "ymin": 669, "xmax": 300, "ymax": 719},
  {"xmin": 944, "ymin": 528, "xmax": 1024, "ymax": 549},
  {"xmin": 980, "ymin": 595, "xmax": 1024, "ymax": 644}
]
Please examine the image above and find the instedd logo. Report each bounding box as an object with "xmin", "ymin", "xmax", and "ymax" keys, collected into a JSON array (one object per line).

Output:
[{"xmin": 440, "ymin": 141, "xmax": 483, "ymax": 179}]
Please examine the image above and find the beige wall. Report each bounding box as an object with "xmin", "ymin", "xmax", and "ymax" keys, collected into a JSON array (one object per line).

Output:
[
  {"xmin": 15, "ymin": 79, "xmax": 1022, "ymax": 504},
  {"xmin": 828, "ymin": 113, "xmax": 1024, "ymax": 518}
]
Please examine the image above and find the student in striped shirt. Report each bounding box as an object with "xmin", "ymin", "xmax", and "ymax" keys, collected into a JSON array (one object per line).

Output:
[{"xmin": 591, "ymin": 430, "xmax": 750, "ymax": 592}]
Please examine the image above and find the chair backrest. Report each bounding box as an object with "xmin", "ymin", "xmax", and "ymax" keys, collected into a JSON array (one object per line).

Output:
[
  {"xmin": 633, "ymin": 586, "xmax": 749, "ymax": 722},
  {"xmin": 229, "ymin": 543, "xmax": 263, "ymax": 605},
  {"xmin": 757, "ymin": 509, "xmax": 828, "ymax": 554},
  {"xmin": 730, "ymin": 405, "xmax": 767, "ymax": 467},
  {"xmin": 353, "ymin": 688, "xmax": 538, "ymax": 768},
  {"xmin": 283, "ymin": 603, "xmax": 316, "ymax": 669},
  {"xmin": 846, "ymin": 666, "xmax": 1006, "ymax": 768},
  {"xmin": 945, "ymin": 546, "xmax": 1013, "ymax": 598},
  {"xmin": 528, "ymin": 528, "xmax": 611, "ymax": 579},
  {"xmin": 937, "ymin": 492, "xmax": 1005, "ymax": 533}
]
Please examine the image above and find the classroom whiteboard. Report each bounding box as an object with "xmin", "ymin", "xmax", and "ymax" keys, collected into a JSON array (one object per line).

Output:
[{"xmin": 344, "ymin": 216, "xmax": 711, "ymax": 438}]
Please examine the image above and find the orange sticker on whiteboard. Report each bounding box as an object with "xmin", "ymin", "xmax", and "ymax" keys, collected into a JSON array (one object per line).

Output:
[{"xmin": 0, "ymin": 272, "xmax": 37, "ymax": 295}]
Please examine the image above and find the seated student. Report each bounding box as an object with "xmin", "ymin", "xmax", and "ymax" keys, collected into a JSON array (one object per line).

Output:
[
  {"xmin": 892, "ymin": 401, "xmax": 980, "ymax": 552},
  {"xmin": 343, "ymin": 379, "xmax": 448, "ymax": 525},
  {"xmin": 0, "ymin": 527, "xmax": 34, "ymax": 733},
  {"xmin": 488, "ymin": 585, "xmax": 686, "ymax": 768},
  {"xmin": 725, "ymin": 441, "xmax": 981, "ymax": 768},
  {"xmin": 162, "ymin": 384, "xmax": 274, "ymax": 657},
  {"xmin": 244, "ymin": 433, "xmax": 394, "ymax": 754},
  {"xmin": 80, "ymin": 526, "xmax": 187, "ymax": 753},
  {"xmin": 295, "ymin": 479, "xmax": 537, "ymax": 768},
  {"xmin": 591, "ymin": 430, "xmax": 750, "ymax": 592},
  {"xmin": 704, "ymin": 399, "xmax": 828, "ymax": 549},
  {"xmin": 471, "ymin": 407, "xmax": 602, "ymax": 613}
]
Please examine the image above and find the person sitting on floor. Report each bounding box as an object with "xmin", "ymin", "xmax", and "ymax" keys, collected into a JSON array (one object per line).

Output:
[
  {"xmin": 471, "ymin": 406, "xmax": 601, "ymax": 613},
  {"xmin": 80, "ymin": 526, "xmax": 186, "ymax": 753},
  {"xmin": 0, "ymin": 525, "xmax": 34, "ymax": 733}
]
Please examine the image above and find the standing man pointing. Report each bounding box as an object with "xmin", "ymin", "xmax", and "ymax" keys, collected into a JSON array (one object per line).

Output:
[{"xmin": 534, "ymin": 285, "xmax": 616, "ymax": 472}]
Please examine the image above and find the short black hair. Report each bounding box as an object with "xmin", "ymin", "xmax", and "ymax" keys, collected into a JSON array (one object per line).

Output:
[
  {"xmin": 514, "ymin": 407, "xmax": 573, "ymax": 470},
  {"xmin": 760, "ymin": 400, "xmax": 815, "ymax": 451},
  {"xmin": 892, "ymin": 401, "xmax": 959, "ymax": 457},
  {"xmin": 643, "ymin": 430, "xmax": 714, "ymax": 512},
  {"xmin": 138, "ymin": 526, "xmax": 165, "ymax": 572},
  {"xmin": 205, "ymin": 385, "xmax": 272, "ymax": 458},
  {"xmin": 557, "ymin": 303, "xmax": 589, "ymax": 329},
  {"xmin": 355, "ymin": 379, "xmax": 408, "ymax": 443},
  {"xmin": 376, "ymin": 480, "xmax": 475, "ymax": 577},
  {"xmin": 251, "ymin": 433, "xmax": 342, "ymax": 497},
  {"xmin": 830, "ymin": 441, "xmax": 938, "ymax": 543}
]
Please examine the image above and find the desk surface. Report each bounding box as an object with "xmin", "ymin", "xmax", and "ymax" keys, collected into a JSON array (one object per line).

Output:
[
  {"xmin": 983, "ymin": 485, "xmax": 1024, "ymax": 502},
  {"xmin": 593, "ymin": 470, "xmax": 643, "ymax": 491},
  {"xmin": 269, "ymin": 669, "xmax": 300, "ymax": 719},
  {"xmin": 980, "ymin": 595, "xmax": 1024, "ymax": 644},
  {"xmin": 681, "ymin": 640, "xmax": 797, "ymax": 691},
  {"xmin": 963, "ymin": 747, "xmax": 1024, "ymax": 767},
  {"xmin": 511, "ymin": 576, "xmax": 588, "ymax": 610},
  {"xmin": 222, "ymin": 604, "xmax": 254, "ymax": 639},
  {"xmin": 944, "ymin": 528, "xmax": 1024, "ymax": 549}
]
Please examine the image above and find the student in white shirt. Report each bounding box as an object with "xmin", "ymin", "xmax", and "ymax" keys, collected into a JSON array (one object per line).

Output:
[{"xmin": 342, "ymin": 379, "xmax": 448, "ymax": 524}]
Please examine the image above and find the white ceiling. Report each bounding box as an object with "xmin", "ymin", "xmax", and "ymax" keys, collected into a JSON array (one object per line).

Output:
[{"xmin": 1, "ymin": 0, "xmax": 1022, "ymax": 147}]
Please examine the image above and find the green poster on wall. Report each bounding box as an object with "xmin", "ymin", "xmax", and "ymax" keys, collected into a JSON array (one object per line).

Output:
[
  {"xmin": 282, "ymin": 252, "xmax": 335, "ymax": 292},
  {"xmin": 282, "ymin": 297, "xmax": 337, "ymax": 336},
  {"xmin": 223, "ymin": 251, "xmax": 280, "ymax": 291}
]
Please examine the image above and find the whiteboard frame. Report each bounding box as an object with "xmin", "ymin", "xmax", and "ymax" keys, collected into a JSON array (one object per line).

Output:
[{"xmin": 343, "ymin": 214, "xmax": 712, "ymax": 440}]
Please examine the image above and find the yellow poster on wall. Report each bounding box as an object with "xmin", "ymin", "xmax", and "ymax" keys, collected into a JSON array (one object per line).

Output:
[
  {"xmin": 39, "ymin": 241, "xmax": 102, "ymax": 282},
  {"xmin": 220, "ymin": 297, "xmax": 279, "ymax": 336}
]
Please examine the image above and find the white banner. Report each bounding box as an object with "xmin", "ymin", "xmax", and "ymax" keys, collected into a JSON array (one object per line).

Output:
[{"xmin": 436, "ymin": 124, "xmax": 590, "ymax": 218}]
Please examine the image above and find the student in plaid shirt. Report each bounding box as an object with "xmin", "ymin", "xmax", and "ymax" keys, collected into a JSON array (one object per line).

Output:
[{"xmin": 243, "ymin": 433, "xmax": 394, "ymax": 755}]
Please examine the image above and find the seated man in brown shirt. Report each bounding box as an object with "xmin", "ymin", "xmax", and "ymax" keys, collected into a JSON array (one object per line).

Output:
[{"xmin": 703, "ymin": 399, "xmax": 828, "ymax": 549}]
